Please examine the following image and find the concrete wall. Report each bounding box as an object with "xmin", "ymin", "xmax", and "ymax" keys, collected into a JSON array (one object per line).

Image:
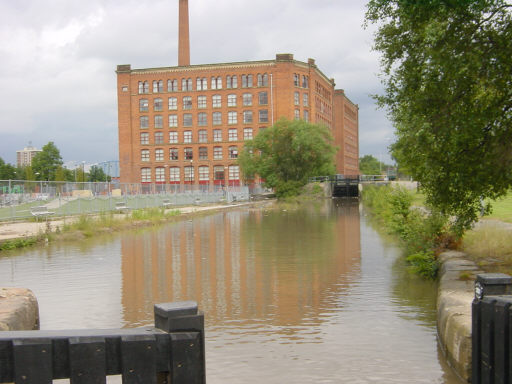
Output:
[
  {"xmin": 437, "ymin": 251, "xmax": 481, "ymax": 382},
  {"xmin": 0, "ymin": 288, "xmax": 39, "ymax": 331}
]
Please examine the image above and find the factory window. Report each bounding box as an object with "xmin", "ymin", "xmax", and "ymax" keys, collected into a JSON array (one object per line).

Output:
[
  {"xmin": 182, "ymin": 78, "xmax": 193, "ymax": 91},
  {"xmin": 259, "ymin": 110, "xmax": 269, "ymax": 123},
  {"xmin": 244, "ymin": 128, "xmax": 253, "ymax": 140},
  {"xmin": 294, "ymin": 109, "xmax": 300, "ymax": 120},
  {"xmin": 183, "ymin": 96, "xmax": 192, "ymax": 110},
  {"xmin": 169, "ymin": 114, "xmax": 178, "ymax": 128},
  {"xmin": 184, "ymin": 147, "xmax": 193, "ymax": 160},
  {"xmin": 139, "ymin": 81, "xmax": 149, "ymax": 94},
  {"xmin": 242, "ymin": 74, "xmax": 253, "ymax": 88},
  {"xmin": 155, "ymin": 167, "xmax": 165, "ymax": 183},
  {"xmin": 141, "ymin": 150, "xmax": 150, "ymax": 162},
  {"xmin": 212, "ymin": 94, "xmax": 221, "ymax": 108},
  {"xmin": 197, "ymin": 77, "xmax": 208, "ymax": 91},
  {"xmin": 213, "ymin": 129, "xmax": 222, "ymax": 142},
  {"xmin": 213, "ymin": 112, "xmax": 222, "ymax": 125},
  {"xmin": 154, "ymin": 98, "xmax": 163, "ymax": 111},
  {"xmin": 302, "ymin": 75, "xmax": 309, "ymax": 88},
  {"xmin": 199, "ymin": 166, "xmax": 209, "ymax": 181},
  {"xmin": 154, "ymin": 115, "xmax": 163, "ymax": 128},
  {"xmin": 258, "ymin": 92, "xmax": 268, "ymax": 105},
  {"xmin": 294, "ymin": 92, "xmax": 300, "ymax": 106},
  {"xmin": 155, "ymin": 149, "xmax": 164, "ymax": 161},
  {"xmin": 227, "ymin": 75, "xmax": 238, "ymax": 89},
  {"xmin": 229, "ymin": 146, "xmax": 238, "ymax": 159},
  {"xmin": 198, "ymin": 113, "xmax": 207, "ymax": 126},
  {"xmin": 257, "ymin": 73, "xmax": 268, "ymax": 87},
  {"xmin": 227, "ymin": 94, "xmax": 237, "ymax": 107},
  {"xmin": 140, "ymin": 116, "xmax": 149, "ymax": 129},
  {"xmin": 183, "ymin": 113, "xmax": 192, "ymax": 127},
  {"xmin": 169, "ymin": 131, "xmax": 178, "ymax": 144},
  {"xmin": 211, "ymin": 76, "xmax": 222, "ymax": 90},
  {"xmin": 198, "ymin": 129, "xmax": 208, "ymax": 143},
  {"xmin": 140, "ymin": 132, "xmax": 149, "ymax": 145},
  {"xmin": 228, "ymin": 165, "xmax": 240, "ymax": 181},
  {"xmin": 228, "ymin": 128, "xmax": 238, "ymax": 141},
  {"xmin": 168, "ymin": 97, "xmax": 177, "ymax": 110},
  {"xmin": 154, "ymin": 132, "xmax": 164, "ymax": 144},
  {"xmin": 198, "ymin": 95, "xmax": 207, "ymax": 109},
  {"xmin": 184, "ymin": 131, "xmax": 192, "ymax": 143},
  {"xmin": 214, "ymin": 166, "xmax": 224, "ymax": 181},
  {"xmin": 168, "ymin": 79, "xmax": 178, "ymax": 92},
  {"xmin": 199, "ymin": 147, "xmax": 208, "ymax": 160},
  {"xmin": 184, "ymin": 166, "xmax": 194, "ymax": 182},
  {"xmin": 213, "ymin": 146, "xmax": 222, "ymax": 160},
  {"xmin": 139, "ymin": 99, "xmax": 148, "ymax": 112},
  {"xmin": 170, "ymin": 167, "xmax": 180, "ymax": 182},
  {"xmin": 304, "ymin": 110, "xmax": 309, "ymax": 122},
  {"xmin": 141, "ymin": 168, "xmax": 151, "ymax": 183},
  {"xmin": 243, "ymin": 111, "xmax": 253, "ymax": 124},
  {"xmin": 243, "ymin": 93, "xmax": 253, "ymax": 106},
  {"xmin": 170, "ymin": 148, "xmax": 179, "ymax": 161},
  {"xmin": 293, "ymin": 74, "xmax": 300, "ymax": 87},
  {"xmin": 303, "ymin": 93, "xmax": 309, "ymax": 107},
  {"xmin": 228, "ymin": 111, "xmax": 237, "ymax": 124},
  {"xmin": 153, "ymin": 80, "xmax": 163, "ymax": 93}
]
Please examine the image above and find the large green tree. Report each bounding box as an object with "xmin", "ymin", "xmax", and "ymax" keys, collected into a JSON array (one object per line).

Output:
[
  {"xmin": 0, "ymin": 157, "xmax": 16, "ymax": 179},
  {"xmin": 359, "ymin": 155, "xmax": 385, "ymax": 175},
  {"xmin": 31, "ymin": 142, "xmax": 63, "ymax": 181},
  {"xmin": 366, "ymin": 0, "xmax": 512, "ymax": 234},
  {"xmin": 238, "ymin": 119, "xmax": 336, "ymax": 197},
  {"xmin": 88, "ymin": 165, "xmax": 110, "ymax": 182}
]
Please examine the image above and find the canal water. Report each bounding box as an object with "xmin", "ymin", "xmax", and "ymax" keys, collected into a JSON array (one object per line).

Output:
[{"xmin": 0, "ymin": 200, "xmax": 463, "ymax": 383}]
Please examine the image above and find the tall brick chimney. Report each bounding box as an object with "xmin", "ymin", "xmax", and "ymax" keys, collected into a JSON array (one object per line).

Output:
[{"xmin": 178, "ymin": 0, "xmax": 190, "ymax": 66}]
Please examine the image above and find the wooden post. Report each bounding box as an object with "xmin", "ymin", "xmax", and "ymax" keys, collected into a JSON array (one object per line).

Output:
[{"xmin": 154, "ymin": 301, "xmax": 205, "ymax": 384}]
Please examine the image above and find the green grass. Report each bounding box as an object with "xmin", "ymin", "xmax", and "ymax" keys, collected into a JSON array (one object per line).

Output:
[
  {"xmin": 485, "ymin": 193, "xmax": 512, "ymax": 223},
  {"xmin": 0, "ymin": 201, "xmax": 45, "ymax": 220}
]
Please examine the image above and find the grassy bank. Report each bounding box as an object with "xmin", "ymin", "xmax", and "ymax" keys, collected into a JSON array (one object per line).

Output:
[{"xmin": 362, "ymin": 185, "xmax": 455, "ymax": 279}]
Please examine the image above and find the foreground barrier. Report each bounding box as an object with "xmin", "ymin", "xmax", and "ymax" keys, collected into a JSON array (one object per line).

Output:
[
  {"xmin": 472, "ymin": 273, "xmax": 512, "ymax": 383},
  {"xmin": 0, "ymin": 301, "xmax": 205, "ymax": 384}
]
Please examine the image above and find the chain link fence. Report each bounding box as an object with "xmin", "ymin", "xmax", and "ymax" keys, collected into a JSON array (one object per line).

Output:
[{"xmin": 0, "ymin": 180, "xmax": 255, "ymax": 222}]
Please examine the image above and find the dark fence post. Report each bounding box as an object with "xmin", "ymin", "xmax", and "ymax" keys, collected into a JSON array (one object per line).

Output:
[
  {"xmin": 473, "ymin": 273, "xmax": 512, "ymax": 384},
  {"xmin": 154, "ymin": 301, "xmax": 205, "ymax": 384}
]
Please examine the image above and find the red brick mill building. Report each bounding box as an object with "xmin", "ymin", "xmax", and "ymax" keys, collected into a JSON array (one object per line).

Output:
[{"xmin": 116, "ymin": 0, "xmax": 359, "ymax": 186}]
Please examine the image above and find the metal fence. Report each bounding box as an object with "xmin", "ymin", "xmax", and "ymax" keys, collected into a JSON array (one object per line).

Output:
[{"xmin": 0, "ymin": 180, "xmax": 253, "ymax": 222}]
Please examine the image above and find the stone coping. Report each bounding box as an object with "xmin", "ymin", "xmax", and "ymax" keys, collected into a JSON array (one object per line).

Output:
[{"xmin": 437, "ymin": 251, "xmax": 481, "ymax": 382}]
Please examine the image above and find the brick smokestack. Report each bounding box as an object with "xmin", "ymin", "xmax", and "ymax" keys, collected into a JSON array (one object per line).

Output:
[{"xmin": 178, "ymin": 0, "xmax": 190, "ymax": 66}]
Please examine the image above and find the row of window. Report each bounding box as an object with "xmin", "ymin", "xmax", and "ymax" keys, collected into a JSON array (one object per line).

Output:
[
  {"xmin": 140, "ymin": 92, "xmax": 269, "ymax": 112},
  {"xmin": 141, "ymin": 146, "xmax": 239, "ymax": 162},
  {"xmin": 141, "ymin": 128, "xmax": 257, "ymax": 145},
  {"xmin": 141, "ymin": 165, "xmax": 240, "ymax": 183},
  {"xmin": 140, "ymin": 110, "xmax": 269, "ymax": 128},
  {"xmin": 138, "ymin": 74, "xmax": 270, "ymax": 94},
  {"xmin": 293, "ymin": 73, "xmax": 310, "ymax": 89}
]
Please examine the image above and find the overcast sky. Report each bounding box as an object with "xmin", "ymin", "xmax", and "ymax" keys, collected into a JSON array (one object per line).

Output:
[{"xmin": 0, "ymin": 0, "xmax": 394, "ymax": 166}]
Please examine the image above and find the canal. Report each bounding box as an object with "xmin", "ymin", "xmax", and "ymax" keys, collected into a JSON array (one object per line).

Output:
[{"xmin": 0, "ymin": 200, "xmax": 463, "ymax": 383}]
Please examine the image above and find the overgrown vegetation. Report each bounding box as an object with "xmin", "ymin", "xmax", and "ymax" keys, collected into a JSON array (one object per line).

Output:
[{"xmin": 363, "ymin": 185, "xmax": 457, "ymax": 278}]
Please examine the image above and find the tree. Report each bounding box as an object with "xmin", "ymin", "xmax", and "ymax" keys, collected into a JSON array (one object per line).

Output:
[
  {"xmin": 88, "ymin": 165, "xmax": 110, "ymax": 182},
  {"xmin": 0, "ymin": 157, "xmax": 16, "ymax": 179},
  {"xmin": 238, "ymin": 119, "xmax": 336, "ymax": 197},
  {"xmin": 31, "ymin": 142, "xmax": 63, "ymax": 181},
  {"xmin": 366, "ymin": 0, "xmax": 512, "ymax": 234},
  {"xmin": 359, "ymin": 155, "xmax": 385, "ymax": 175}
]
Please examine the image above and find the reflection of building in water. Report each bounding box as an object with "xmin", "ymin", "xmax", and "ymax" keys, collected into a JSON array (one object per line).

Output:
[{"xmin": 121, "ymin": 205, "xmax": 361, "ymax": 328}]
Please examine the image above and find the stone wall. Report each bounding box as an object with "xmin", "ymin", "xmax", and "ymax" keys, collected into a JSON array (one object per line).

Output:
[
  {"xmin": 437, "ymin": 251, "xmax": 481, "ymax": 382},
  {"xmin": 0, "ymin": 288, "xmax": 39, "ymax": 331}
]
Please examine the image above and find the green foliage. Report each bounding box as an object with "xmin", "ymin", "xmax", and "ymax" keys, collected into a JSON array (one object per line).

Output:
[
  {"xmin": 32, "ymin": 142, "xmax": 63, "ymax": 181},
  {"xmin": 363, "ymin": 185, "xmax": 452, "ymax": 278},
  {"xmin": 238, "ymin": 119, "xmax": 336, "ymax": 198},
  {"xmin": 366, "ymin": 1, "xmax": 512, "ymax": 235},
  {"xmin": 0, "ymin": 237, "xmax": 38, "ymax": 251},
  {"xmin": 0, "ymin": 157, "xmax": 17, "ymax": 179},
  {"xmin": 359, "ymin": 155, "xmax": 385, "ymax": 175},
  {"xmin": 88, "ymin": 165, "xmax": 110, "ymax": 182}
]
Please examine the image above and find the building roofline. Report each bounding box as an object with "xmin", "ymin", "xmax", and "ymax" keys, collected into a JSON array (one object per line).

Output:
[{"xmin": 116, "ymin": 55, "xmax": 335, "ymax": 87}]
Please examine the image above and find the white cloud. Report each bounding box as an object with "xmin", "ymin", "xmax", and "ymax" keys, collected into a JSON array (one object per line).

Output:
[{"xmin": 0, "ymin": 0, "xmax": 392, "ymax": 165}]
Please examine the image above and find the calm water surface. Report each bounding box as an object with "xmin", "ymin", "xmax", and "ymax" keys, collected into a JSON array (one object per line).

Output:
[{"xmin": 0, "ymin": 200, "xmax": 463, "ymax": 383}]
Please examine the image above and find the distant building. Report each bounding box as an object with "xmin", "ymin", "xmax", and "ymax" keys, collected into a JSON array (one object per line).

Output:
[
  {"xmin": 97, "ymin": 160, "xmax": 120, "ymax": 179},
  {"xmin": 116, "ymin": 0, "xmax": 359, "ymax": 185},
  {"xmin": 16, "ymin": 145, "xmax": 41, "ymax": 167}
]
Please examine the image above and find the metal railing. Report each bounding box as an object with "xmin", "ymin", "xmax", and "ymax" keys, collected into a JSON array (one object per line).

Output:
[
  {"xmin": 0, "ymin": 301, "xmax": 205, "ymax": 384},
  {"xmin": 0, "ymin": 180, "xmax": 254, "ymax": 222}
]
